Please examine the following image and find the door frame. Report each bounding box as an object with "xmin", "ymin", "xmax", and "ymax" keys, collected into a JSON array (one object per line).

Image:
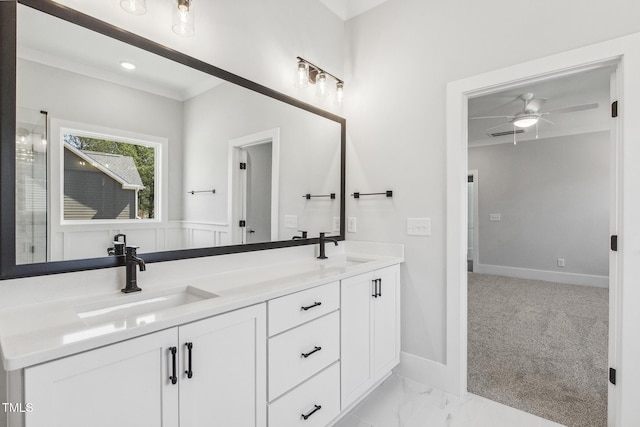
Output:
[
  {"xmin": 228, "ymin": 128, "xmax": 280, "ymax": 245},
  {"xmin": 446, "ymin": 42, "xmax": 631, "ymax": 424}
]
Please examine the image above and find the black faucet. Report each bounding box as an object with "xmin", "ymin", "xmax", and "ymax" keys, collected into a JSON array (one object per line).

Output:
[
  {"xmin": 123, "ymin": 245, "xmax": 145, "ymax": 293},
  {"xmin": 292, "ymin": 230, "xmax": 308, "ymax": 240},
  {"xmin": 317, "ymin": 232, "xmax": 338, "ymax": 259},
  {"xmin": 107, "ymin": 233, "xmax": 127, "ymax": 257}
]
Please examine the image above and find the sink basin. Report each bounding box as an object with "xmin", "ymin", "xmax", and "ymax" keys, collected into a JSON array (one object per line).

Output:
[{"xmin": 75, "ymin": 287, "xmax": 217, "ymax": 326}]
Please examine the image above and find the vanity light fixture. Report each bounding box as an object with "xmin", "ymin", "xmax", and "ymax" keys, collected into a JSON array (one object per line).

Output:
[
  {"xmin": 120, "ymin": 0, "xmax": 147, "ymax": 15},
  {"xmin": 294, "ymin": 57, "xmax": 344, "ymax": 104},
  {"xmin": 172, "ymin": 0, "xmax": 195, "ymax": 37}
]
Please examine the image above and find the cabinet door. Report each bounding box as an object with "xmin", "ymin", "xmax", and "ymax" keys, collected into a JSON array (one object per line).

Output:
[
  {"xmin": 24, "ymin": 328, "xmax": 179, "ymax": 427},
  {"xmin": 373, "ymin": 265, "xmax": 401, "ymax": 381},
  {"xmin": 179, "ymin": 304, "xmax": 266, "ymax": 427},
  {"xmin": 340, "ymin": 271, "xmax": 374, "ymax": 409}
]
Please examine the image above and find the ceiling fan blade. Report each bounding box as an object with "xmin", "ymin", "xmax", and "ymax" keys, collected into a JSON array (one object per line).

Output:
[
  {"xmin": 525, "ymin": 97, "xmax": 547, "ymax": 112},
  {"xmin": 544, "ymin": 102, "xmax": 599, "ymax": 115},
  {"xmin": 469, "ymin": 115, "xmax": 515, "ymax": 120},
  {"xmin": 483, "ymin": 122, "xmax": 511, "ymax": 132}
]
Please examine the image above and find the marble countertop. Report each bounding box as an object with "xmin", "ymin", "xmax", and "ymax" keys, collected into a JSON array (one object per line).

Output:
[{"xmin": 0, "ymin": 250, "xmax": 403, "ymax": 371}]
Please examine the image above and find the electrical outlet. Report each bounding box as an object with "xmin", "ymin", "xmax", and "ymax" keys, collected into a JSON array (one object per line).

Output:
[
  {"xmin": 332, "ymin": 217, "xmax": 340, "ymax": 232},
  {"xmin": 284, "ymin": 215, "xmax": 298, "ymax": 229},
  {"xmin": 347, "ymin": 217, "xmax": 357, "ymax": 233},
  {"xmin": 557, "ymin": 258, "xmax": 565, "ymax": 267},
  {"xmin": 407, "ymin": 218, "xmax": 431, "ymax": 236}
]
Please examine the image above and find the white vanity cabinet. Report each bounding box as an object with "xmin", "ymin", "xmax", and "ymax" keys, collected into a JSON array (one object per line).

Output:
[
  {"xmin": 340, "ymin": 264, "xmax": 401, "ymax": 409},
  {"xmin": 266, "ymin": 281, "xmax": 341, "ymax": 426},
  {"xmin": 23, "ymin": 304, "xmax": 266, "ymax": 427}
]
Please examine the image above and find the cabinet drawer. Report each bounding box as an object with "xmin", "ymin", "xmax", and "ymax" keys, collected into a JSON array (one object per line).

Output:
[
  {"xmin": 268, "ymin": 281, "xmax": 339, "ymax": 336},
  {"xmin": 268, "ymin": 362, "xmax": 340, "ymax": 427},
  {"xmin": 268, "ymin": 311, "xmax": 339, "ymax": 400}
]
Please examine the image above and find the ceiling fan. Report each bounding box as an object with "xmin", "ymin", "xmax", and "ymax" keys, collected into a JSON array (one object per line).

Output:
[{"xmin": 470, "ymin": 92, "xmax": 599, "ymax": 135}]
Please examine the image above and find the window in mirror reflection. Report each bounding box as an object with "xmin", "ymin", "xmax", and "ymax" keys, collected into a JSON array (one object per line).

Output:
[{"xmin": 62, "ymin": 131, "xmax": 156, "ymax": 221}]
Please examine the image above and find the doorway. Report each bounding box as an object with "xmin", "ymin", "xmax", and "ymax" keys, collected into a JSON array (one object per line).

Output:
[
  {"xmin": 466, "ymin": 67, "xmax": 612, "ymax": 424},
  {"xmin": 228, "ymin": 129, "xmax": 280, "ymax": 245},
  {"xmin": 446, "ymin": 55, "xmax": 622, "ymax": 426}
]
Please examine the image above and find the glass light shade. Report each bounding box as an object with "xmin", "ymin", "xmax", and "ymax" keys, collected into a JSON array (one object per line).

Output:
[
  {"xmin": 173, "ymin": 0, "xmax": 195, "ymax": 37},
  {"xmin": 120, "ymin": 0, "xmax": 147, "ymax": 15},
  {"xmin": 512, "ymin": 115, "xmax": 538, "ymax": 128},
  {"xmin": 316, "ymin": 72, "xmax": 329, "ymax": 98},
  {"xmin": 335, "ymin": 82, "xmax": 344, "ymax": 104},
  {"xmin": 294, "ymin": 62, "xmax": 309, "ymax": 88}
]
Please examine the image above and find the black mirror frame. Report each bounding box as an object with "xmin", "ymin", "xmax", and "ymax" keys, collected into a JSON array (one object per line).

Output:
[{"xmin": 0, "ymin": 0, "xmax": 345, "ymax": 280}]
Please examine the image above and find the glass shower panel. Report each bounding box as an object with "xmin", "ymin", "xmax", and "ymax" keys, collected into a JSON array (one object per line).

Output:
[{"xmin": 16, "ymin": 108, "xmax": 48, "ymax": 264}]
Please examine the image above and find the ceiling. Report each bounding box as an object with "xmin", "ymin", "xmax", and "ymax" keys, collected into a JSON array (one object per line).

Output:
[
  {"xmin": 318, "ymin": 0, "xmax": 391, "ymax": 20},
  {"xmin": 18, "ymin": 4, "xmax": 222, "ymax": 102},
  {"xmin": 468, "ymin": 67, "xmax": 613, "ymax": 147}
]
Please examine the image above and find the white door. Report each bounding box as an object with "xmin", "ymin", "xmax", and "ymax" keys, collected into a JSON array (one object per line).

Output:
[
  {"xmin": 24, "ymin": 328, "xmax": 179, "ymax": 427},
  {"xmin": 244, "ymin": 143, "xmax": 272, "ymax": 244},
  {"xmin": 179, "ymin": 304, "xmax": 266, "ymax": 427}
]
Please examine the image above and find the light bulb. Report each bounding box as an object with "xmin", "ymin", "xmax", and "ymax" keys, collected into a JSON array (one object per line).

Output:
[
  {"xmin": 335, "ymin": 82, "xmax": 344, "ymax": 104},
  {"xmin": 316, "ymin": 72, "xmax": 328, "ymax": 98},
  {"xmin": 173, "ymin": 0, "xmax": 194, "ymax": 37},
  {"xmin": 120, "ymin": 0, "xmax": 147, "ymax": 15},
  {"xmin": 294, "ymin": 61, "xmax": 309, "ymax": 88}
]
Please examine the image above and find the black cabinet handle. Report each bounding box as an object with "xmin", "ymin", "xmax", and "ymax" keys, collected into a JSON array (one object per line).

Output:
[
  {"xmin": 372, "ymin": 279, "xmax": 377, "ymax": 298},
  {"xmin": 185, "ymin": 342, "xmax": 193, "ymax": 379},
  {"xmin": 301, "ymin": 404, "xmax": 322, "ymax": 420},
  {"xmin": 301, "ymin": 346, "xmax": 322, "ymax": 358},
  {"xmin": 169, "ymin": 346, "xmax": 178, "ymax": 385},
  {"xmin": 301, "ymin": 301, "xmax": 322, "ymax": 311},
  {"xmin": 377, "ymin": 278, "xmax": 382, "ymax": 297}
]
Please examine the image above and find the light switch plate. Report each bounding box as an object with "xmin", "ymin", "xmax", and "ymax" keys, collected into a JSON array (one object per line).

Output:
[
  {"xmin": 347, "ymin": 217, "xmax": 357, "ymax": 233},
  {"xmin": 407, "ymin": 218, "xmax": 431, "ymax": 236},
  {"xmin": 284, "ymin": 215, "xmax": 298, "ymax": 229}
]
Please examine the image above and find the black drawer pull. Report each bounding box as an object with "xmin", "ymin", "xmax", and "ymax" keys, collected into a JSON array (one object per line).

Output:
[
  {"xmin": 372, "ymin": 279, "xmax": 377, "ymax": 298},
  {"xmin": 169, "ymin": 346, "xmax": 178, "ymax": 385},
  {"xmin": 377, "ymin": 278, "xmax": 382, "ymax": 297},
  {"xmin": 301, "ymin": 346, "xmax": 322, "ymax": 358},
  {"xmin": 301, "ymin": 301, "xmax": 322, "ymax": 311},
  {"xmin": 185, "ymin": 342, "xmax": 193, "ymax": 379},
  {"xmin": 301, "ymin": 404, "xmax": 322, "ymax": 420}
]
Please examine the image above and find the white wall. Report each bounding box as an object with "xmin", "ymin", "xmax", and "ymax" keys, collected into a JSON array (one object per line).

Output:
[
  {"xmin": 343, "ymin": 0, "xmax": 640, "ymax": 365},
  {"xmin": 468, "ymin": 132, "xmax": 609, "ymax": 285},
  {"xmin": 182, "ymin": 82, "xmax": 342, "ymax": 239}
]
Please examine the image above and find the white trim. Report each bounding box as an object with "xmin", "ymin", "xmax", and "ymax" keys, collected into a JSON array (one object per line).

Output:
[
  {"xmin": 393, "ymin": 352, "xmax": 454, "ymax": 394},
  {"xmin": 445, "ymin": 33, "xmax": 640, "ymax": 425},
  {"xmin": 473, "ymin": 264, "xmax": 609, "ymax": 288}
]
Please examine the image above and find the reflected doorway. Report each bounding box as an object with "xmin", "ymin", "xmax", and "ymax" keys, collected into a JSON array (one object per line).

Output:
[{"xmin": 228, "ymin": 129, "xmax": 280, "ymax": 245}]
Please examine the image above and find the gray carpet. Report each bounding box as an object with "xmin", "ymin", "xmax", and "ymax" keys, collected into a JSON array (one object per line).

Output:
[{"xmin": 467, "ymin": 273, "xmax": 608, "ymax": 427}]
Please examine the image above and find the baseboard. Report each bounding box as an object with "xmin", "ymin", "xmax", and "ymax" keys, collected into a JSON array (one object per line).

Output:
[
  {"xmin": 393, "ymin": 351, "xmax": 460, "ymax": 396},
  {"xmin": 474, "ymin": 263, "xmax": 608, "ymax": 288}
]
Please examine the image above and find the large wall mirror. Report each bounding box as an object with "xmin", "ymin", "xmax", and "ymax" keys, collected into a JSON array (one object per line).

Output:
[{"xmin": 0, "ymin": 0, "xmax": 345, "ymax": 279}]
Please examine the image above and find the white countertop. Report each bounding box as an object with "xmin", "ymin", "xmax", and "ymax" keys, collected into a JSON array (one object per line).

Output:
[{"xmin": 0, "ymin": 249, "xmax": 403, "ymax": 371}]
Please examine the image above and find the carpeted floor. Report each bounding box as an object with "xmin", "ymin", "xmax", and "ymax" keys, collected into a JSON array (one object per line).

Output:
[{"xmin": 467, "ymin": 273, "xmax": 608, "ymax": 427}]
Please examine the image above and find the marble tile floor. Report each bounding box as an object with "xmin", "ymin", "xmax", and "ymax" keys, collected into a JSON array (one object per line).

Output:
[{"xmin": 332, "ymin": 374, "xmax": 565, "ymax": 427}]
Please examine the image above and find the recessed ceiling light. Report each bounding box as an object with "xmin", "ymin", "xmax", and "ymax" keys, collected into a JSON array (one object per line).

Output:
[{"xmin": 120, "ymin": 61, "xmax": 136, "ymax": 70}]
